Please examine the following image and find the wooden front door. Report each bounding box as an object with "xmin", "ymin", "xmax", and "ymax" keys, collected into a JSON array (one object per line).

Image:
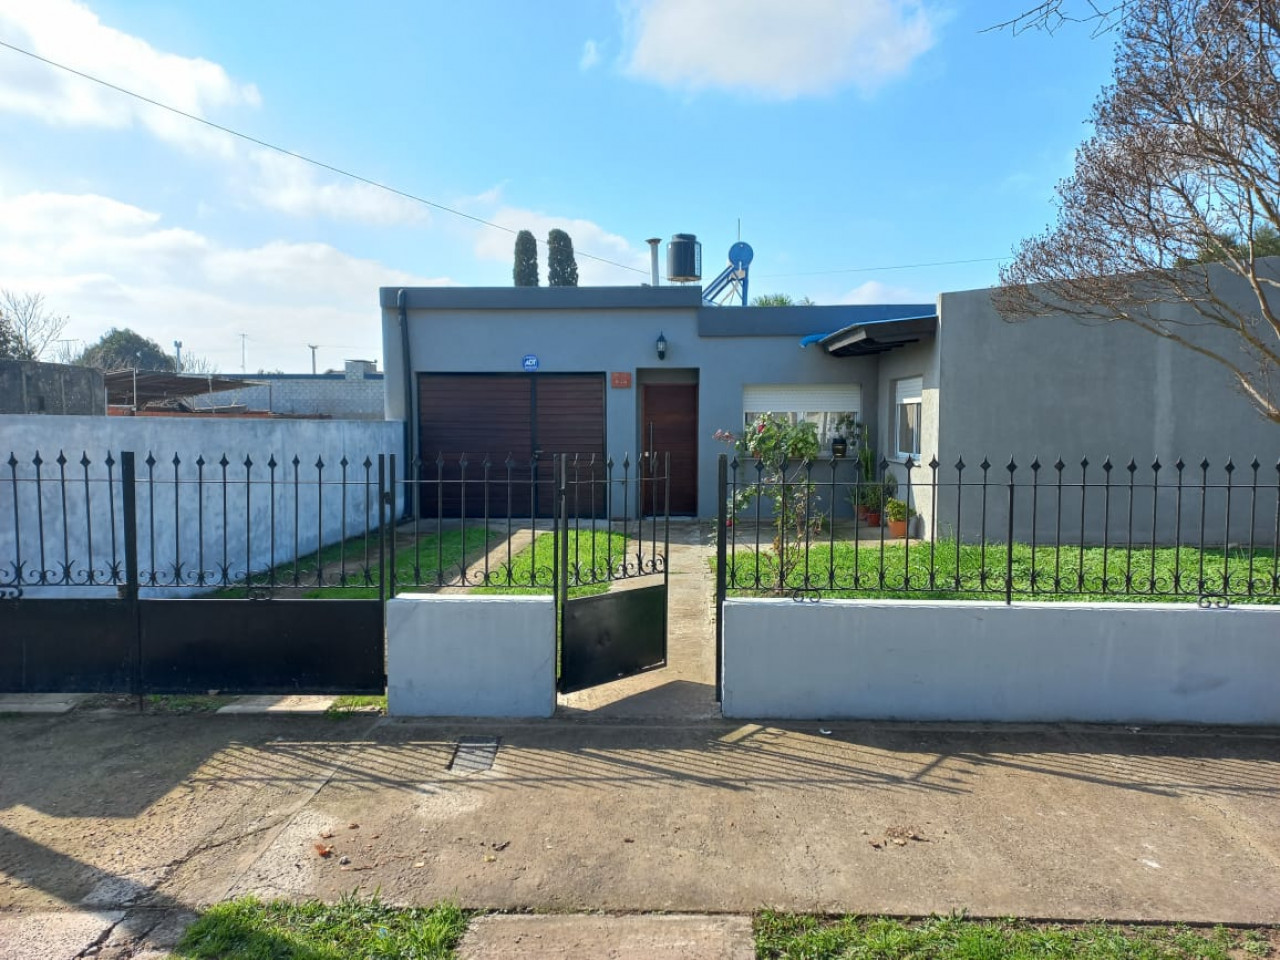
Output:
[{"xmin": 641, "ymin": 382, "xmax": 698, "ymax": 516}]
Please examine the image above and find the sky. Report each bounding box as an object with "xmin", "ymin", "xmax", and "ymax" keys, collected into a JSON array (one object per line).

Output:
[{"xmin": 0, "ymin": 0, "xmax": 1121, "ymax": 374}]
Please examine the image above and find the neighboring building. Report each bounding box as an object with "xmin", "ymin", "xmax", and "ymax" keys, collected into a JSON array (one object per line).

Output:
[
  {"xmin": 189, "ymin": 360, "xmax": 384, "ymax": 419},
  {"xmin": 0, "ymin": 360, "xmax": 105, "ymax": 415},
  {"xmin": 380, "ymin": 276, "xmax": 1277, "ymax": 536}
]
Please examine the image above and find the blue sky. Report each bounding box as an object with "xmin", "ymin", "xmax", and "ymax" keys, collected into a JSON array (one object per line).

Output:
[{"xmin": 0, "ymin": 0, "xmax": 1119, "ymax": 373}]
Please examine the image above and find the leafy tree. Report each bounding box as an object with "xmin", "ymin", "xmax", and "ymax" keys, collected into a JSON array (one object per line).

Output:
[
  {"xmin": 0, "ymin": 311, "xmax": 20, "ymax": 360},
  {"xmin": 998, "ymin": 0, "xmax": 1280, "ymax": 424},
  {"xmin": 546, "ymin": 229, "xmax": 579, "ymax": 287},
  {"xmin": 750, "ymin": 294, "xmax": 816, "ymax": 306},
  {"xmin": 78, "ymin": 328, "xmax": 176, "ymax": 372},
  {"xmin": 513, "ymin": 230, "xmax": 539, "ymax": 286},
  {"xmin": 0, "ymin": 289, "xmax": 68, "ymax": 361}
]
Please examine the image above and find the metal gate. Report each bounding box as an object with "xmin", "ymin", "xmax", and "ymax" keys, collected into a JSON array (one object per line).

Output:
[
  {"xmin": 387, "ymin": 451, "xmax": 670, "ymax": 694},
  {"xmin": 554, "ymin": 453, "xmax": 669, "ymax": 693},
  {"xmin": 2, "ymin": 446, "xmax": 669, "ymax": 697},
  {"xmin": 1, "ymin": 449, "xmax": 387, "ymax": 695}
]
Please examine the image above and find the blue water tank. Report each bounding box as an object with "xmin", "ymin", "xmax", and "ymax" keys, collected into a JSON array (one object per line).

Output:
[{"xmin": 666, "ymin": 234, "xmax": 702, "ymax": 282}]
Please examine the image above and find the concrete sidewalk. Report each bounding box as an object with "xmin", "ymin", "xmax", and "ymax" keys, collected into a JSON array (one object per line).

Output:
[{"xmin": 1, "ymin": 711, "xmax": 1279, "ymax": 958}]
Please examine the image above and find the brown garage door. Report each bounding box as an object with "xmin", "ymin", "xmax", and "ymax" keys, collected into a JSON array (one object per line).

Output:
[{"xmin": 417, "ymin": 373, "xmax": 604, "ymax": 518}]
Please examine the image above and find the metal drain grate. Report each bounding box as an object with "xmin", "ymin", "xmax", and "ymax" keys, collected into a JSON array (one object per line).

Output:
[{"xmin": 449, "ymin": 736, "xmax": 500, "ymax": 774}]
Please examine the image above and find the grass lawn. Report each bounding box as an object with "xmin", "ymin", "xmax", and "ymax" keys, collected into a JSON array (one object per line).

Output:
[
  {"xmin": 325, "ymin": 694, "xmax": 387, "ymax": 717},
  {"xmin": 211, "ymin": 526, "xmax": 503, "ymax": 599},
  {"xmin": 472, "ymin": 530, "xmax": 636, "ymax": 598},
  {"xmin": 176, "ymin": 894, "xmax": 467, "ymax": 959},
  {"xmin": 755, "ymin": 913, "xmax": 1275, "ymax": 959},
  {"xmin": 722, "ymin": 539, "xmax": 1279, "ymax": 603}
]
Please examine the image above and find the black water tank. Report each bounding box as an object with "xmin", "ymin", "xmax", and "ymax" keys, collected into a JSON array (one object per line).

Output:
[{"xmin": 666, "ymin": 233, "xmax": 702, "ymax": 282}]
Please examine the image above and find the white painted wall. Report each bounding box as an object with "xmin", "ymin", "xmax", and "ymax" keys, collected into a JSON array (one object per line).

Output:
[
  {"xmin": 386, "ymin": 594, "xmax": 556, "ymax": 718},
  {"xmin": 0, "ymin": 415, "xmax": 403, "ymax": 597},
  {"xmin": 722, "ymin": 598, "xmax": 1280, "ymax": 724}
]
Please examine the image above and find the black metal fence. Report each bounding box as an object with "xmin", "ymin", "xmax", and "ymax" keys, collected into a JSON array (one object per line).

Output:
[
  {"xmin": 1, "ymin": 445, "xmax": 671, "ymax": 695},
  {"xmin": 2, "ymin": 449, "xmax": 390, "ymax": 596},
  {"xmin": 2, "ymin": 448, "xmax": 671, "ymax": 598},
  {"xmin": 388, "ymin": 452, "xmax": 669, "ymax": 596},
  {"xmin": 715, "ymin": 453, "xmax": 1280, "ymax": 604}
]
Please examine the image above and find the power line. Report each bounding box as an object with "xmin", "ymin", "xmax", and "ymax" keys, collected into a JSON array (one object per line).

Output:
[
  {"xmin": 755, "ymin": 255, "xmax": 1010, "ymax": 280},
  {"xmin": 0, "ymin": 38, "xmax": 648, "ymax": 278}
]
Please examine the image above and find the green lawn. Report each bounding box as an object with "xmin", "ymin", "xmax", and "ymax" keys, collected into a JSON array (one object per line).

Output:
[
  {"xmin": 472, "ymin": 530, "xmax": 637, "ymax": 598},
  {"xmin": 176, "ymin": 894, "xmax": 467, "ymax": 960},
  {"xmin": 210, "ymin": 526, "xmax": 502, "ymax": 599},
  {"xmin": 754, "ymin": 913, "xmax": 1274, "ymax": 959},
  {"xmin": 722, "ymin": 539, "xmax": 1280, "ymax": 603}
]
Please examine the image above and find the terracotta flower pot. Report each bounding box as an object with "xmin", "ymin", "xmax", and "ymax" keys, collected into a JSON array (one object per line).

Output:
[
  {"xmin": 888, "ymin": 518, "xmax": 909, "ymax": 538},
  {"xmin": 865, "ymin": 511, "xmax": 881, "ymax": 527}
]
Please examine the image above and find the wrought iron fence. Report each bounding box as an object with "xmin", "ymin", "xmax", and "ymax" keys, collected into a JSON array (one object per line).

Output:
[
  {"xmin": 388, "ymin": 452, "xmax": 669, "ymax": 595},
  {"xmin": 715, "ymin": 452, "xmax": 1280, "ymax": 604},
  {"xmin": 2, "ymin": 448, "xmax": 670, "ymax": 599},
  {"xmin": 2, "ymin": 448, "xmax": 389, "ymax": 597}
]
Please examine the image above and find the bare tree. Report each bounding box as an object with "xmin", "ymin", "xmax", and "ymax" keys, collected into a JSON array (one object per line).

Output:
[
  {"xmin": 0, "ymin": 290, "xmax": 69, "ymax": 361},
  {"xmin": 997, "ymin": 0, "xmax": 1280, "ymax": 424},
  {"xmin": 177, "ymin": 352, "xmax": 220, "ymax": 375},
  {"xmin": 988, "ymin": 1, "xmax": 1130, "ymax": 34}
]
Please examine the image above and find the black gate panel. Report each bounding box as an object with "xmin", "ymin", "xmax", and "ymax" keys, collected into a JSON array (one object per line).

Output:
[
  {"xmin": 559, "ymin": 584, "xmax": 667, "ymax": 694},
  {"xmin": 139, "ymin": 599, "xmax": 384, "ymax": 695},
  {"xmin": 0, "ymin": 599, "xmax": 135, "ymax": 693}
]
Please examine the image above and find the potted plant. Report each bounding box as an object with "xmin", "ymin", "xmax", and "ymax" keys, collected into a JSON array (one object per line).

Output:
[
  {"xmin": 829, "ymin": 414, "xmax": 858, "ymax": 459},
  {"xmin": 885, "ymin": 497, "xmax": 917, "ymax": 538},
  {"xmin": 861, "ymin": 481, "xmax": 886, "ymax": 527}
]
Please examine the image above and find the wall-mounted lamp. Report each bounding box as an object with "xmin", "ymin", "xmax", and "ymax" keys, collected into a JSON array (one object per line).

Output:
[{"xmin": 656, "ymin": 332, "xmax": 668, "ymax": 361}]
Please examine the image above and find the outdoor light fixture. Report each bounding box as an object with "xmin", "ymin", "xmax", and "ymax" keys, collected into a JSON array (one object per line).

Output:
[{"xmin": 656, "ymin": 332, "xmax": 668, "ymax": 361}]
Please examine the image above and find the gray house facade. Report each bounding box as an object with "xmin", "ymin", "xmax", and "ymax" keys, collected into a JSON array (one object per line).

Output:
[
  {"xmin": 380, "ymin": 279, "xmax": 1277, "ymax": 538},
  {"xmin": 380, "ymin": 286, "xmax": 931, "ymax": 518}
]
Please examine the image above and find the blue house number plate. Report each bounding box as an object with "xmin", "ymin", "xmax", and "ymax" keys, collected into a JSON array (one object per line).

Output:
[{"xmin": 522, "ymin": 354, "xmax": 539, "ymax": 372}]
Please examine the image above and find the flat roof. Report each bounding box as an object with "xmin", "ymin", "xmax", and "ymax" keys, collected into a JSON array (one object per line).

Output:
[
  {"xmin": 384, "ymin": 285, "xmax": 937, "ymax": 340},
  {"xmin": 380, "ymin": 286, "xmax": 704, "ymax": 310}
]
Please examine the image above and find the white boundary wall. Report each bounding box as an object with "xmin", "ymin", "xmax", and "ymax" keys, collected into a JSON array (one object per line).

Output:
[
  {"xmin": 0, "ymin": 415, "xmax": 403, "ymax": 597},
  {"xmin": 387, "ymin": 595, "xmax": 556, "ymax": 718},
  {"xmin": 722, "ymin": 599, "xmax": 1280, "ymax": 724}
]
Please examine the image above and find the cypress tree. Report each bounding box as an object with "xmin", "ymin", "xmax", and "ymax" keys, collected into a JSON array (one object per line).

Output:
[
  {"xmin": 546, "ymin": 229, "xmax": 579, "ymax": 287},
  {"xmin": 513, "ymin": 230, "xmax": 539, "ymax": 286}
]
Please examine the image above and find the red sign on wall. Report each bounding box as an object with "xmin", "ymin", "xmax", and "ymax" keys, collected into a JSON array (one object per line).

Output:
[{"xmin": 610, "ymin": 371, "xmax": 633, "ymax": 389}]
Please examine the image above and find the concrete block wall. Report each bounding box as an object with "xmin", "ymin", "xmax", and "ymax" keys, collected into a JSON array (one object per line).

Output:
[
  {"xmin": 0, "ymin": 415, "xmax": 404, "ymax": 597},
  {"xmin": 193, "ymin": 377, "xmax": 385, "ymax": 419},
  {"xmin": 387, "ymin": 595, "xmax": 556, "ymax": 717},
  {"xmin": 722, "ymin": 598, "xmax": 1280, "ymax": 724}
]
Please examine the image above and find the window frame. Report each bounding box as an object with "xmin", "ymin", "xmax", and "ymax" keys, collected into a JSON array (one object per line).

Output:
[
  {"xmin": 741, "ymin": 384, "xmax": 861, "ymax": 456},
  {"xmin": 893, "ymin": 376, "xmax": 923, "ymax": 461}
]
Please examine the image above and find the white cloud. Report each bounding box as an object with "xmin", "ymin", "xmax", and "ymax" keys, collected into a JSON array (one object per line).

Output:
[
  {"xmin": 580, "ymin": 39, "xmax": 601, "ymax": 70},
  {"xmin": 840, "ymin": 280, "xmax": 933, "ymax": 304},
  {"xmin": 243, "ymin": 151, "xmax": 431, "ymax": 225},
  {"xmin": 473, "ymin": 207, "xmax": 649, "ymax": 286},
  {"xmin": 0, "ymin": 190, "xmax": 448, "ymax": 370},
  {"xmin": 0, "ymin": 0, "xmax": 259, "ymax": 155},
  {"xmin": 624, "ymin": 0, "xmax": 938, "ymax": 99}
]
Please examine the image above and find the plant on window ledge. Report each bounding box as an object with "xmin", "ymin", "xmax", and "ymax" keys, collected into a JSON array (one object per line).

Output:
[{"xmin": 716, "ymin": 414, "xmax": 825, "ymax": 589}]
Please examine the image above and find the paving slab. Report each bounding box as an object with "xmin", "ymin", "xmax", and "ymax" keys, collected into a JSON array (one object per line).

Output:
[
  {"xmin": 458, "ymin": 913, "xmax": 753, "ymax": 960},
  {"xmin": 0, "ymin": 910, "xmax": 123, "ymax": 960},
  {"xmin": 0, "ymin": 694, "xmax": 87, "ymax": 714},
  {"xmin": 216, "ymin": 695, "xmax": 335, "ymax": 715}
]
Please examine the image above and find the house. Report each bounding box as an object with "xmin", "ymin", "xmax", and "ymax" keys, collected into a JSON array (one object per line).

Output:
[{"xmin": 379, "ymin": 267, "xmax": 1276, "ymax": 538}]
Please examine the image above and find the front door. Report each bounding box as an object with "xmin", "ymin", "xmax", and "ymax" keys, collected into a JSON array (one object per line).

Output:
[{"xmin": 641, "ymin": 382, "xmax": 698, "ymax": 516}]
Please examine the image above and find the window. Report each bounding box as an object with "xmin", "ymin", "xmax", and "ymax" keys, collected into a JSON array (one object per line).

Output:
[
  {"xmin": 742, "ymin": 384, "xmax": 861, "ymax": 452},
  {"xmin": 894, "ymin": 376, "xmax": 923, "ymax": 459}
]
